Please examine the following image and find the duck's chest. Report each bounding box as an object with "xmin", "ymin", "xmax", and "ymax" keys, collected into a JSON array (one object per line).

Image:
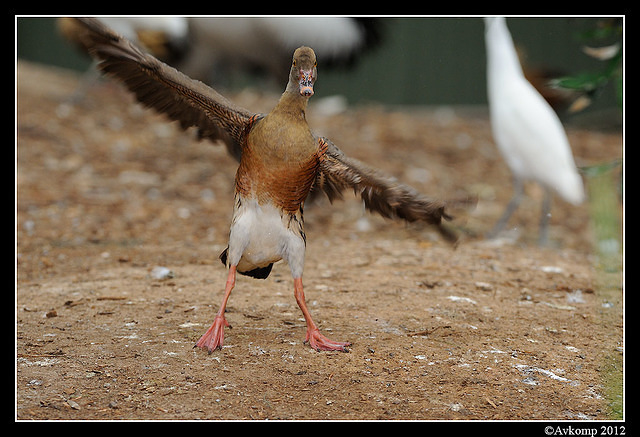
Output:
[
  {"xmin": 247, "ymin": 113, "xmax": 318, "ymax": 164},
  {"xmin": 235, "ymin": 115, "xmax": 321, "ymax": 210}
]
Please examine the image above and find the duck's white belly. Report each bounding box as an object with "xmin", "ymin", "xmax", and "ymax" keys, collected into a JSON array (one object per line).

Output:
[{"xmin": 226, "ymin": 197, "xmax": 306, "ymax": 277}]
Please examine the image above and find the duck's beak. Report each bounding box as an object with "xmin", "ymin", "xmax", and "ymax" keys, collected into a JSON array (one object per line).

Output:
[{"xmin": 299, "ymin": 69, "xmax": 314, "ymax": 97}]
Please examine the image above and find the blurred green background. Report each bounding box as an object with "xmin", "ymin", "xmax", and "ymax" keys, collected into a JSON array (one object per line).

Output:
[{"xmin": 17, "ymin": 16, "xmax": 621, "ymax": 117}]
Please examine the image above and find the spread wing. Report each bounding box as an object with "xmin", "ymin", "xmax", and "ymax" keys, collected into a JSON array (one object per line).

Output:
[
  {"xmin": 71, "ymin": 17, "xmax": 256, "ymax": 161},
  {"xmin": 315, "ymin": 137, "xmax": 475, "ymax": 242}
]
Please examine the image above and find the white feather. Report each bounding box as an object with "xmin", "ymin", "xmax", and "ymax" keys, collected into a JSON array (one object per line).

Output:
[
  {"xmin": 97, "ymin": 17, "xmax": 188, "ymax": 42},
  {"xmin": 226, "ymin": 197, "xmax": 306, "ymax": 278}
]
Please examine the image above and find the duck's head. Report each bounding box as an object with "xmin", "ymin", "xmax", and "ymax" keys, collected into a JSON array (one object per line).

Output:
[{"xmin": 289, "ymin": 46, "xmax": 317, "ymax": 97}]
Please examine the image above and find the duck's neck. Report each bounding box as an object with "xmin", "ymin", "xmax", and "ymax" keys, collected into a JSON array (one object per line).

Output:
[{"xmin": 273, "ymin": 88, "xmax": 309, "ymax": 122}]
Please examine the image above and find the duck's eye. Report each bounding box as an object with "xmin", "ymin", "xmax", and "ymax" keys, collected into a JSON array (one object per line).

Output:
[
  {"xmin": 292, "ymin": 60, "xmax": 297, "ymax": 67},
  {"xmin": 314, "ymin": 61, "xmax": 317, "ymax": 67}
]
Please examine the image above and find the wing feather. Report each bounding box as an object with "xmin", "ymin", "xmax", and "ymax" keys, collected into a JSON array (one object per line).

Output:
[
  {"xmin": 315, "ymin": 137, "xmax": 475, "ymax": 241},
  {"xmin": 72, "ymin": 17, "xmax": 255, "ymax": 160}
]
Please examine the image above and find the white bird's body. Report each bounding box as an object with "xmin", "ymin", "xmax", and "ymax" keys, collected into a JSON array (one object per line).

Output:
[{"xmin": 484, "ymin": 17, "xmax": 585, "ymax": 243}]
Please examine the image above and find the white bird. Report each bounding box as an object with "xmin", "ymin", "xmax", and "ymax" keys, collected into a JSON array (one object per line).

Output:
[{"xmin": 484, "ymin": 17, "xmax": 585, "ymax": 245}]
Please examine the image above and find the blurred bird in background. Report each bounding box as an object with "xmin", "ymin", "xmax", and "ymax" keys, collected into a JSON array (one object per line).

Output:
[
  {"xmin": 59, "ymin": 16, "xmax": 382, "ymax": 89},
  {"xmin": 518, "ymin": 46, "xmax": 588, "ymax": 114},
  {"xmin": 484, "ymin": 17, "xmax": 585, "ymax": 245},
  {"xmin": 179, "ymin": 17, "xmax": 382, "ymax": 85}
]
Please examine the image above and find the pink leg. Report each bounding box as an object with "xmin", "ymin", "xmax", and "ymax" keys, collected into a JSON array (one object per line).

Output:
[
  {"xmin": 293, "ymin": 277, "xmax": 350, "ymax": 352},
  {"xmin": 195, "ymin": 265, "xmax": 236, "ymax": 353}
]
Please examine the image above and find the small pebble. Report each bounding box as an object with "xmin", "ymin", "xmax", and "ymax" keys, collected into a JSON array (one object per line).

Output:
[
  {"xmin": 475, "ymin": 281, "xmax": 493, "ymax": 291},
  {"xmin": 150, "ymin": 266, "xmax": 175, "ymax": 280}
]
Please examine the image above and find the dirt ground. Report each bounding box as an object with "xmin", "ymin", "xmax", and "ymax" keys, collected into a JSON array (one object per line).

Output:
[{"xmin": 16, "ymin": 60, "xmax": 623, "ymax": 421}]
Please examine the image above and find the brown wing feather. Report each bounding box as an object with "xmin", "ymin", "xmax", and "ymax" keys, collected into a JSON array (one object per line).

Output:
[
  {"xmin": 315, "ymin": 137, "xmax": 475, "ymax": 241},
  {"xmin": 72, "ymin": 17, "xmax": 255, "ymax": 160}
]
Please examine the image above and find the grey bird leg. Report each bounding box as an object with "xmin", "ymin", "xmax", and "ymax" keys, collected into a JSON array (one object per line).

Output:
[
  {"xmin": 538, "ymin": 188, "xmax": 552, "ymax": 246},
  {"xmin": 487, "ymin": 178, "xmax": 524, "ymax": 239}
]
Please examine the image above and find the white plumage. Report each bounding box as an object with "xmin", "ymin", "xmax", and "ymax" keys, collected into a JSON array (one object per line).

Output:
[
  {"xmin": 96, "ymin": 17, "xmax": 189, "ymax": 44},
  {"xmin": 227, "ymin": 197, "xmax": 306, "ymax": 279},
  {"xmin": 484, "ymin": 17, "xmax": 585, "ymax": 244}
]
